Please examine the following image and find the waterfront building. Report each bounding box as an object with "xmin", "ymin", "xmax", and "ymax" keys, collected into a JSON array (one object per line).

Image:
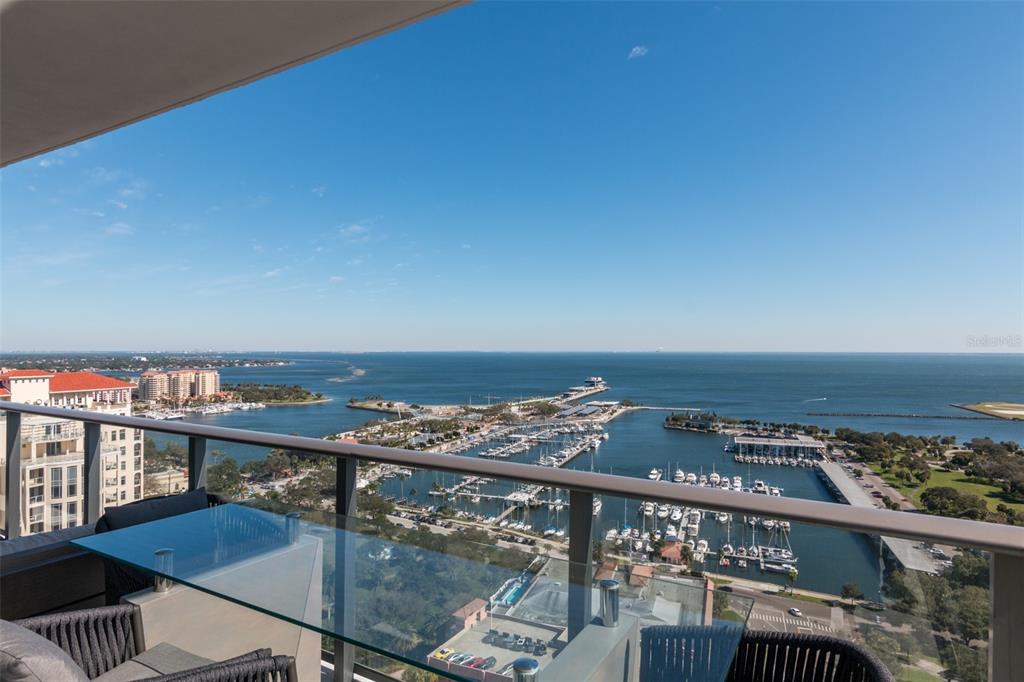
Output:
[
  {"xmin": 139, "ymin": 368, "xmax": 221, "ymax": 402},
  {"xmin": 0, "ymin": 370, "xmax": 143, "ymax": 536},
  {"xmin": 731, "ymin": 433, "xmax": 827, "ymax": 459}
]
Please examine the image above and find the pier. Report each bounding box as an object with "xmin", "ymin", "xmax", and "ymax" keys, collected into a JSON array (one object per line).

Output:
[{"xmin": 818, "ymin": 462, "xmax": 939, "ymax": 574}]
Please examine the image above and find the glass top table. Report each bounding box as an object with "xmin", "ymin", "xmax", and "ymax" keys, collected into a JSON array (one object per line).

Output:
[{"xmin": 73, "ymin": 501, "xmax": 752, "ymax": 681}]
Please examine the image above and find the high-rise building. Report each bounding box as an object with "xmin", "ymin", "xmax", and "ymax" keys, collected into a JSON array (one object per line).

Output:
[
  {"xmin": 0, "ymin": 370, "xmax": 144, "ymax": 536},
  {"xmin": 138, "ymin": 371, "xmax": 168, "ymax": 401},
  {"xmin": 138, "ymin": 369, "xmax": 221, "ymax": 402}
]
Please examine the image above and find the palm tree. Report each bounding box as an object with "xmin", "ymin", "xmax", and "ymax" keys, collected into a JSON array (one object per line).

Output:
[{"xmin": 786, "ymin": 568, "xmax": 799, "ymax": 594}]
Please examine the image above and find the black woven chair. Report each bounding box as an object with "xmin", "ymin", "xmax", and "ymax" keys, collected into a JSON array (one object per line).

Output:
[
  {"xmin": 14, "ymin": 604, "xmax": 297, "ymax": 681},
  {"xmin": 96, "ymin": 489, "xmax": 230, "ymax": 604},
  {"xmin": 640, "ymin": 625, "xmax": 894, "ymax": 682}
]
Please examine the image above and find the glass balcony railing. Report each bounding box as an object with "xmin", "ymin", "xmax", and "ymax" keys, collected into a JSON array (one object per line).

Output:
[{"xmin": 1, "ymin": 402, "xmax": 1021, "ymax": 682}]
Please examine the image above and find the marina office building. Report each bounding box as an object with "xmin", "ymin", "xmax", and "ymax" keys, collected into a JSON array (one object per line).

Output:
[{"xmin": 731, "ymin": 433, "xmax": 827, "ymax": 459}]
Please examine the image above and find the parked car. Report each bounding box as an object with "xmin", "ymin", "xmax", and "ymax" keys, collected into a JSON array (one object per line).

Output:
[
  {"xmin": 516, "ymin": 636, "xmax": 527, "ymax": 650},
  {"xmin": 432, "ymin": 648, "xmax": 453, "ymax": 660},
  {"xmin": 480, "ymin": 657, "xmax": 497, "ymax": 670},
  {"xmin": 533, "ymin": 643, "xmax": 548, "ymax": 656},
  {"xmin": 468, "ymin": 657, "xmax": 486, "ymax": 669}
]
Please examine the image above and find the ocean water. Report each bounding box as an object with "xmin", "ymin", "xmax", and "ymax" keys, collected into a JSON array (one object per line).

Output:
[{"xmin": 153, "ymin": 352, "xmax": 1022, "ymax": 597}]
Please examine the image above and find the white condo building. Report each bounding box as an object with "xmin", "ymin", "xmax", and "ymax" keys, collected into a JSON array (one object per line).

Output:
[{"xmin": 0, "ymin": 369, "xmax": 144, "ymax": 536}]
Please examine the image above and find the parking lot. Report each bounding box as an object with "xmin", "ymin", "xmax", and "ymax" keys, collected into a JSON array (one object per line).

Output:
[{"xmin": 431, "ymin": 616, "xmax": 563, "ymax": 678}]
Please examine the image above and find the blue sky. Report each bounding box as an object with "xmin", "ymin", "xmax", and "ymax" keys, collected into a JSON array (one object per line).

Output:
[{"xmin": 2, "ymin": 2, "xmax": 1021, "ymax": 352}]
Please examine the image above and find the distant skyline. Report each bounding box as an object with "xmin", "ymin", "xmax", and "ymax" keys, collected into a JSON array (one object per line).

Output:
[{"xmin": 2, "ymin": 2, "xmax": 1021, "ymax": 353}]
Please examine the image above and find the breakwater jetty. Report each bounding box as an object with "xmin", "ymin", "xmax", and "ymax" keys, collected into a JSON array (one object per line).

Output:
[{"xmin": 807, "ymin": 412, "xmax": 994, "ymax": 421}]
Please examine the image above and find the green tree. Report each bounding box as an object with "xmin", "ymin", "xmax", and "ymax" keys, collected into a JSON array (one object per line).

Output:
[
  {"xmin": 207, "ymin": 453, "xmax": 242, "ymax": 496},
  {"xmin": 954, "ymin": 586, "xmax": 990, "ymax": 643},
  {"xmin": 862, "ymin": 629, "xmax": 904, "ymax": 678},
  {"xmin": 841, "ymin": 582, "xmax": 864, "ymax": 600}
]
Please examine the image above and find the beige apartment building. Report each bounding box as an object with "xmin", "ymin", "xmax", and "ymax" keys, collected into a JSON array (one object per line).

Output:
[
  {"xmin": 0, "ymin": 370, "xmax": 144, "ymax": 536},
  {"xmin": 140, "ymin": 368, "xmax": 220, "ymax": 402}
]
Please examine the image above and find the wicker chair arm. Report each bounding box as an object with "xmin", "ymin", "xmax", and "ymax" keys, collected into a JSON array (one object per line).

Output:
[
  {"xmin": 149, "ymin": 654, "xmax": 297, "ymax": 682},
  {"xmin": 14, "ymin": 603, "xmax": 142, "ymax": 679}
]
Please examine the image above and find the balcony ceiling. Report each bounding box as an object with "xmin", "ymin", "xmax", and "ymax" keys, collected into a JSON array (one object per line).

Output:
[{"xmin": 0, "ymin": 0, "xmax": 462, "ymax": 167}]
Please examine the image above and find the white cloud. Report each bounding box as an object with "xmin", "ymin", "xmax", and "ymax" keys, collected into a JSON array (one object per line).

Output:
[
  {"xmin": 628, "ymin": 45, "xmax": 649, "ymax": 60},
  {"xmin": 311, "ymin": 185, "xmax": 327, "ymax": 197},
  {"xmin": 35, "ymin": 251, "xmax": 94, "ymax": 266},
  {"xmin": 38, "ymin": 157, "xmax": 63, "ymax": 168},
  {"xmin": 339, "ymin": 224, "xmax": 369, "ymax": 237},
  {"xmin": 104, "ymin": 222, "xmax": 134, "ymax": 236},
  {"xmin": 108, "ymin": 199, "xmax": 128, "ymax": 210},
  {"xmin": 88, "ymin": 167, "xmax": 122, "ymax": 183},
  {"xmin": 347, "ymin": 258, "xmax": 364, "ymax": 266},
  {"xmin": 91, "ymin": 211, "xmax": 106, "ymax": 218},
  {"xmin": 329, "ymin": 275, "xmax": 345, "ymax": 283},
  {"xmin": 461, "ymin": 243, "xmax": 472, "ymax": 249},
  {"xmin": 26, "ymin": 185, "xmax": 37, "ymax": 192},
  {"xmin": 263, "ymin": 268, "xmax": 283, "ymax": 278},
  {"xmin": 118, "ymin": 180, "xmax": 147, "ymax": 199}
]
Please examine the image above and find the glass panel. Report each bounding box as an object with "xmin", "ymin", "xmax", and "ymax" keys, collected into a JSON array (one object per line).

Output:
[{"xmin": 72, "ymin": 501, "xmax": 753, "ymax": 682}]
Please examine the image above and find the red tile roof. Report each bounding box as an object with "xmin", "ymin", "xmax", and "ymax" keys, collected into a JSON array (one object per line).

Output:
[
  {"xmin": 0, "ymin": 369, "xmax": 55, "ymax": 378},
  {"xmin": 451, "ymin": 598, "xmax": 488, "ymax": 619},
  {"xmin": 0, "ymin": 388, "xmax": 10, "ymax": 396},
  {"xmin": 49, "ymin": 371, "xmax": 132, "ymax": 393}
]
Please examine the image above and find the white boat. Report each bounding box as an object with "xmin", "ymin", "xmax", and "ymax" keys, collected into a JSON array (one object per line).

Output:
[
  {"xmin": 748, "ymin": 546, "xmax": 760, "ymax": 558},
  {"xmin": 665, "ymin": 525, "xmax": 678, "ymax": 541},
  {"xmin": 656, "ymin": 504, "xmax": 669, "ymax": 519},
  {"xmin": 732, "ymin": 476, "xmax": 743, "ymax": 489},
  {"xmin": 698, "ymin": 474, "xmax": 708, "ymax": 486},
  {"xmin": 709, "ymin": 471, "xmax": 721, "ymax": 485},
  {"xmin": 779, "ymin": 521, "xmax": 791, "ymax": 531},
  {"xmin": 592, "ymin": 497, "xmax": 603, "ymax": 515},
  {"xmin": 632, "ymin": 540, "xmax": 644, "ymax": 552},
  {"xmin": 762, "ymin": 519, "xmax": 776, "ymax": 530},
  {"xmin": 737, "ymin": 558, "xmax": 748, "ymax": 568},
  {"xmin": 673, "ymin": 468, "xmax": 685, "ymax": 483},
  {"xmin": 670, "ymin": 507, "xmax": 683, "ymax": 523},
  {"xmin": 685, "ymin": 472, "xmax": 697, "ymax": 484},
  {"xmin": 722, "ymin": 543, "xmax": 734, "ymax": 555},
  {"xmin": 648, "ymin": 468, "xmax": 663, "ymax": 481},
  {"xmin": 752, "ymin": 480, "xmax": 768, "ymax": 494},
  {"xmin": 555, "ymin": 529, "xmax": 565, "ymax": 538},
  {"xmin": 696, "ymin": 539, "xmax": 709, "ymax": 553},
  {"xmin": 716, "ymin": 512, "xmax": 731, "ymax": 524},
  {"xmin": 687, "ymin": 522, "xmax": 699, "ymax": 536},
  {"xmin": 653, "ymin": 530, "xmax": 662, "ymax": 541},
  {"xmin": 718, "ymin": 479, "xmax": 730, "ymax": 489},
  {"xmin": 769, "ymin": 486, "xmax": 782, "ymax": 496},
  {"xmin": 684, "ymin": 539, "xmax": 696, "ymax": 550},
  {"xmin": 604, "ymin": 529, "xmax": 618, "ymax": 541}
]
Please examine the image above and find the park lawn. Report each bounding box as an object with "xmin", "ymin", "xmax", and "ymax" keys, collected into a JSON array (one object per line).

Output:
[
  {"xmin": 898, "ymin": 668, "xmax": 943, "ymax": 682},
  {"xmin": 872, "ymin": 464, "xmax": 1024, "ymax": 513}
]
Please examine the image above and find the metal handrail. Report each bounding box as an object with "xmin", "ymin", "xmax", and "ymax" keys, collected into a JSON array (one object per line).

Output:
[{"xmin": 3, "ymin": 401, "xmax": 1023, "ymax": 555}]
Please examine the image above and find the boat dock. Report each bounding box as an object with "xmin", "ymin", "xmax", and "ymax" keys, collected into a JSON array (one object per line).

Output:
[{"xmin": 818, "ymin": 462, "xmax": 940, "ymax": 574}]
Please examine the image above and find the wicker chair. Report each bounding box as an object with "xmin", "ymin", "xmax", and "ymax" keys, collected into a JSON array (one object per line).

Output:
[
  {"xmin": 640, "ymin": 625, "xmax": 894, "ymax": 682},
  {"xmin": 14, "ymin": 604, "xmax": 297, "ymax": 681},
  {"xmin": 96, "ymin": 490, "xmax": 230, "ymax": 604}
]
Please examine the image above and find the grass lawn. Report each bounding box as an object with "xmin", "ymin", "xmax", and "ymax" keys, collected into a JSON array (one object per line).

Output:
[
  {"xmin": 898, "ymin": 668, "xmax": 943, "ymax": 682},
  {"xmin": 870, "ymin": 465, "xmax": 1024, "ymax": 513}
]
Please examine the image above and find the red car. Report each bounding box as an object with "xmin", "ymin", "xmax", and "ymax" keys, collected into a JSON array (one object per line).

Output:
[{"xmin": 467, "ymin": 657, "xmax": 487, "ymax": 669}]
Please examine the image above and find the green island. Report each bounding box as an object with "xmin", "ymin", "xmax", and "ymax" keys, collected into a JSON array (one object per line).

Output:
[
  {"xmin": 222, "ymin": 382, "xmax": 328, "ymax": 405},
  {"xmin": 0, "ymin": 352, "xmax": 288, "ymax": 372}
]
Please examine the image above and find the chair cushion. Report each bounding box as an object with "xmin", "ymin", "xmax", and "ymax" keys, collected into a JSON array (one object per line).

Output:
[
  {"xmin": 96, "ymin": 488, "xmax": 209, "ymax": 533},
  {"xmin": 93, "ymin": 642, "xmax": 214, "ymax": 681},
  {"xmin": 0, "ymin": 620, "xmax": 89, "ymax": 682}
]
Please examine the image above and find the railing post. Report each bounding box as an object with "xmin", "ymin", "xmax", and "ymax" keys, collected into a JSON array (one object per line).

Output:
[
  {"xmin": 568, "ymin": 489, "xmax": 594, "ymax": 639},
  {"xmin": 84, "ymin": 422, "xmax": 102, "ymax": 523},
  {"xmin": 4, "ymin": 411, "xmax": 22, "ymax": 539},
  {"xmin": 334, "ymin": 456, "xmax": 358, "ymax": 682},
  {"xmin": 990, "ymin": 551, "xmax": 1024, "ymax": 681},
  {"xmin": 188, "ymin": 436, "xmax": 208, "ymax": 490}
]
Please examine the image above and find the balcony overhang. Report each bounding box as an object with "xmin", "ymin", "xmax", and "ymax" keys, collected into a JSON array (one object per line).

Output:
[{"xmin": 0, "ymin": 0, "xmax": 464, "ymax": 167}]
